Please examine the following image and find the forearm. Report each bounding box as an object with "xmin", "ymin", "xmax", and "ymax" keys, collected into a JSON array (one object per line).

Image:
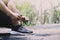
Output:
[
  {"xmin": 7, "ymin": 0, "xmax": 22, "ymax": 16},
  {"xmin": 0, "ymin": 1, "xmax": 14, "ymax": 16}
]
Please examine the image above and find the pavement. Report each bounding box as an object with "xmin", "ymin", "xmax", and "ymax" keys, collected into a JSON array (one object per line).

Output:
[{"xmin": 0, "ymin": 24, "xmax": 60, "ymax": 40}]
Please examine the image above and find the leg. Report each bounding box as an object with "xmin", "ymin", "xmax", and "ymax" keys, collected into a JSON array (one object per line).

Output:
[
  {"xmin": 0, "ymin": 10, "xmax": 33, "ymax": 33},
  {"xmin": 0, "ymin": 10, "xmax": 12, "ymax": 27}
]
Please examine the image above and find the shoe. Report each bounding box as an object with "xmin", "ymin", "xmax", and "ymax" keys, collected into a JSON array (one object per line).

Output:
[{"xmin": 12, "ymin": 25, "xmax": 33, "ymax": 33}]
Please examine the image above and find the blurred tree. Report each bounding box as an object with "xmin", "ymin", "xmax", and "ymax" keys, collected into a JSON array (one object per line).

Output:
[{"xmin": 52, "ymin": 7, "xmax": 60, "ymax": 23}]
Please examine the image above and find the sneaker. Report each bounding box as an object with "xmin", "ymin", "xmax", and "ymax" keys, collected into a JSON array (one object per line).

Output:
[{"xmin": 12, "ymin": 25, "xmax": 33, "ymax": 33}]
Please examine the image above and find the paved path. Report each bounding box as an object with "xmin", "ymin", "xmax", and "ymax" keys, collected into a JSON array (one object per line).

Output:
[{"xmin": 0, "ymin": 24, "xmax": 60, "ymax": 40}]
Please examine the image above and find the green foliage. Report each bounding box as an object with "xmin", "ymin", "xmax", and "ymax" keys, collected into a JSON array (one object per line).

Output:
[
  {"xmin": 52, "ymin": 7, "xmax": 60, "ymax": 23},
  {"xmin": 43, "ymin": 10, "xmax": 49, "ymax": 24},
  {"xmin": 43, "ymin": 6, "xmax": 60, "ymax": 24},
  {"xmin": 15, "ymin": 0, "xmax": 60, "ymax": 24},
  {"xmin": 40, "ymin": 6, "xmax": 60, "ymax": 24},
  {"xmin": 16, "ymin": 2, "xmax": 36, "ymax": 26}
]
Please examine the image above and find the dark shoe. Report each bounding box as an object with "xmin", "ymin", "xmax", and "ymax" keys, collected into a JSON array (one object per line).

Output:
[{"xmin": 12, "ymin": 25, "xmax": 33, "ymax": 33}]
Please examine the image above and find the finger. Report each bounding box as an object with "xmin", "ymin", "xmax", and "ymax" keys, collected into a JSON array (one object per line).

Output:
[{"xmin": 17, "ymin": 15, "xmax": 21, "ymax": 19}]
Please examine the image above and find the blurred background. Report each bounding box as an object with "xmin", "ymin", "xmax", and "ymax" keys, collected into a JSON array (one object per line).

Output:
[{"xmin": 13, "ymin": 0, "xmax": 60, "ymax": 26}]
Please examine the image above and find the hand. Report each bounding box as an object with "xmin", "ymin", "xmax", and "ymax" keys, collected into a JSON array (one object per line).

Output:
[
  {"xmin": 21, "ymin": 16, "xmax": 29, "ymax": 22},
  {"xmin": 10, "ymin": 13, "xmax": 21, "ymax": 21}
]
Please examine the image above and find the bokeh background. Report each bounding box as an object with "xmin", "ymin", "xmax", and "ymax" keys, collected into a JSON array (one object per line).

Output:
[{"xmin": 13, "ymin": 0, "xmax": 60, "ymax": 26}]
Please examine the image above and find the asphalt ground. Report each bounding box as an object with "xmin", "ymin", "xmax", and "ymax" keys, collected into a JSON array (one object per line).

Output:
[{"xmin": 0, "ymin": 24, "xmax": 60, "ymax": 40}]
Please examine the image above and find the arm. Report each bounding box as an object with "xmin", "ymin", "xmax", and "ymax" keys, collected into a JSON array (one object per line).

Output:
[
  {"xmin": 7, "ymin": 0, "xmax": 29, "ymax": 22},
  {"xmin": 0, "ymin": 0, "xmax": 14, "ymax": 16},
  {"xmin": 0, "ymin": 0, "xmax": 21, "ymax": 21},
  {"xmin": 7, "ymin": 0, "xmax": 21, "ymax": 15}
]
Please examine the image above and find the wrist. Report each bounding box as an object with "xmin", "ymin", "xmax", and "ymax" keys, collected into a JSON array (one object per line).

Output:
[{"xmin": 7, "ymin": 12, "xmax": 14, "ymax": 17}]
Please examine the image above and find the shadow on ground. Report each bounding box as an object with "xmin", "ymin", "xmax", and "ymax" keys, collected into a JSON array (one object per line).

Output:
[{"xmin": 0, "ymin": 33, "xmax": 54, "ymax": 40}]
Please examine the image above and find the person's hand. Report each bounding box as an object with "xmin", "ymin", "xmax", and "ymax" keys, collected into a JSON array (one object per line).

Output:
[
  {"xmin": 9, "ymin": 12, "xmax": 29, "ymax": 23},
  {"xmin": 21, "ymin": 16, "xmax": 29, "ymax": 23},
  {"xmin": 10, "ymin": 13, "xmax": 21, "ymax": 21}
]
